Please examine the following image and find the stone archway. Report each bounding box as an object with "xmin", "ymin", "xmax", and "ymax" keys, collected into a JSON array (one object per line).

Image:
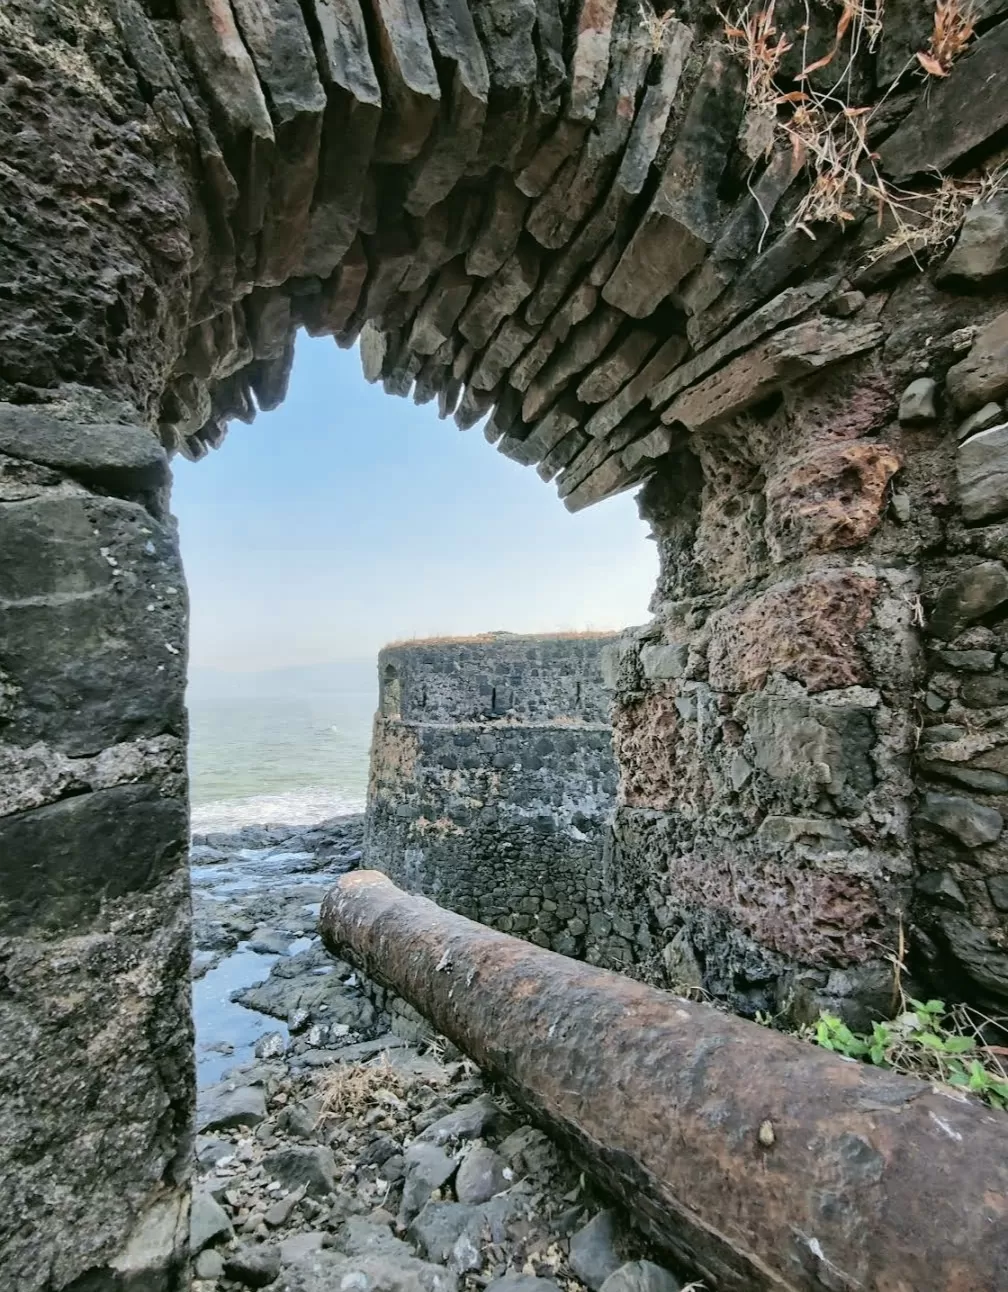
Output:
[{"xmin": 2, "ymin": 0, "xmax": 1008, "ymax": 1285}]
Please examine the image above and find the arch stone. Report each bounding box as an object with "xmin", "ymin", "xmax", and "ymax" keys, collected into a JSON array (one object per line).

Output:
[{"xmin": 2, "ymin": 0, "xmax": 1008, "ymax": 1286}]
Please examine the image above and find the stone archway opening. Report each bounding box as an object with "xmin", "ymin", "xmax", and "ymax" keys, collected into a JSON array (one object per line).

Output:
[{"xmin": 4, "ymin": 0, "xmax": 1008, "ymax": 1286}]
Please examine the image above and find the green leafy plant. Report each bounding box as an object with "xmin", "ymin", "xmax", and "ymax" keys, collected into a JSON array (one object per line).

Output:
[{"xmin": 812, "ymin": 998, "xmax": 1008, "ymax": 1110}]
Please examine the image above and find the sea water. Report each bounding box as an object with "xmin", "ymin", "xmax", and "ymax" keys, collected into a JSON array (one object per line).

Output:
[{"xmin": 187, "ymin": 661, "xmax": 375, "ymax": 830}]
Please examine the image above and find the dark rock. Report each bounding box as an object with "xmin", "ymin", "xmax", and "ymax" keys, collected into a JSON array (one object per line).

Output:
[
  {"xmin": 915, "ymin": 793, "xmax": 1003, "ymax": 848},
  {"xmin": 957, "ymin": 423, "xmax": 1008, "ymax": 522},
  {"xmin": 190, "ymin": 1190, "xmax": 234, "ymax": 1253},
  {"xmin": 960, "ymin": 674, "xmax": 1008, "ymax": 707},
  {"xmin": 404, "ymin": 0, "xmax": 490, "ymax": 215},
  {"xmin": 368, "ymin": 0, "xmax": 441, "ymax": 164},
  {"xmin": 916, "ymin": 871, "xmax": 967, "ymax": 911},
  {"xmin": 918, "ymin": 760, "xmax": 1008, "ymax": 795},
  {"xmin": 569, "ymin": 1210, "xmax": 623, "ymax": 1291},
  {"xmin": 898, "ymin": 377, "xmax": 937, "ymax": 425},
  {"xmin": 929, "ymin": 561, "xmax": 1008, "ymax": 641},
  {"xmin": 272, "ymin": 1248, "xmax": 459, "ymax": 1292},
  {"xmin": 485, "ymin": 1278, "xmax": 560, "ymax": 1292},
  {"xmin": 603, "ymin": 45, "xmax": 746, "ymax": 318},
  {"xmin": 0, "ymin": 405, "xmax": 168, "ymax": 494},
  {"xmin": 600, "ymin": 1262, "xmax": 682, "ymax": 1292},
  {"xmin": 0, "ymin": 786, "xmax": 186, "ymax": 937},
  {"xmin": 947, "ymin": 310, "xmax": 1008, "ymax": 414},
  {"xmin": 224, "ymin": 1242, "xmax": 283, "ymax": 1287},
  {"xmin": 399, "ymin": 1142, "xmax": 457, "ymax": 1223},
  {"xmin": 197, "ymin": 1080, "xmax": 268, "ymax": 1134},
  {"xmin": 454, "ymin": 1145, "xmax": 509, "ymax": 1204},
  {"xmin": 466, "ymin": 175, "xmax": 530, "ymax": 277},
  {"xmin": 263, "ymin": 1144, "xmax": 338, "ymax": 1196},
  {"xmin": 939, "ymin": 195, "xmax": 1008, "ymax": 285},
  {"xmin": 879, "ymin": 21, "xmax": 1008, "ymax": 182},
  {"xmin": 939, "ymin": 914, "xmax": 1008, "ymax": 998},
  {"xmin": 956, "ymin": 402, "xmax": 1004, "ymax": 443},
  {"xmin": 987, "ymin": 875, "xmax": 1008, "ymax": 913},
  {"xmin": 337, "ymin": 1217, "xmax": 414, "ymax": 1258},
  {"xmin": 0, "ymin": 494, "xmax": 187, "ymax": 755},
  {"xmin": 458, "ymin": 243, "xmax": 540, "ymax": 349},
  {"xmin": 415, "ymin": 1094, "xmax": 507, "ymax": 1147}
]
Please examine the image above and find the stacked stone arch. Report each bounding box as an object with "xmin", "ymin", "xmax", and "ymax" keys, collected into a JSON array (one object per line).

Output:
[{"xmin": 4, "ymin": 0, "xmax": 1008, "ymax": 1286}]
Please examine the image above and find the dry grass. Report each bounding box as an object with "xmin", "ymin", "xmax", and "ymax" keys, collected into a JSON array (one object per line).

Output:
[
  {"xmin": 638, "ymin": 1, "xmax": 679, "ymax": 53},
  {"xmin": 316, "ymin": 1055, "xmax": 409, "ymax": 1124},
  {"xmin": 383, "ymin": 630, "xmax": 619, "ymax": 649},
  {"xmin": 918, "ymin": 0, "xmax": 975, "ymax": 76},
  {"xmin": 719, "ymin": 0, "xmax": 992, "ymax": 262}
]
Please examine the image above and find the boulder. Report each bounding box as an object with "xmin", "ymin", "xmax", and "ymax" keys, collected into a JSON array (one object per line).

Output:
[
  {"xmin": 956, "ymin": 402, "xmax": 1004, "ymax": 443},
  {"xmin": 277, "ymin": 1249, "xmax": 459, "ymax": 1292}
]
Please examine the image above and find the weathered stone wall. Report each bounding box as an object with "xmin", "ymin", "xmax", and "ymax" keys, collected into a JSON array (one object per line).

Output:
[
  {"xmin": 603, "ymin": 276, "xmax": 1008, "ymax": 1026},
  {"xmin": 4, "ymin": 0, "xmax": 1008, "ymax": 1282},
  {"xmin": 366, "ymin": 635, "xmax": 619, "ymax": 959}
]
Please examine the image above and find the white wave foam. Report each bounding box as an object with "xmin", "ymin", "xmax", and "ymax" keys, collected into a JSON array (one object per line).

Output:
[{"xmin": 191, "ymin": 787, "xmax": 366, "ymax": 832}]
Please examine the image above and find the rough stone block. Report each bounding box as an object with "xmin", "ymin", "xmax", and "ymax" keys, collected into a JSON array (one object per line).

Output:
[
  {"xmin": 765, "ymin": 441, "xmax": 901, "ymax": 560},
  {"xmin": 946, "ymin": 309, "xmax": 1008, "ymax": 414},
  {"xmin": 938, "ymin": 194, "xmax": 1008, "ymax": 285},
  {"xmin": 916, "ymin": 793, "xmax": 1004, "ymax": 848},
  {"xmin": 957, "ymin": 422, "xmax": 1008, "ymax": 523},
  {"xmin": 0, "ymin": 494, "xmax": 187, "ymax": 753},
  {"xmin": 929, "ymin": 561, "xmax": 1008, "ymax": 641},
  {"xmin": 603, "ymin": 45, "xmax": 745, "ymax": 318},
  {"xmin": 707, "ymin": 572, "xmax": 877, "ymax": 694},
  {"xmin": 366, "ymin": 0, "xmax": 441, "ymax": 163},
  {"xmin": 879, "ymin": 21, "xmax": 1008, "ymax": 182},
  {"xmin": 0, "ymin": 406, "xmax": 168, "ymax": 495}
]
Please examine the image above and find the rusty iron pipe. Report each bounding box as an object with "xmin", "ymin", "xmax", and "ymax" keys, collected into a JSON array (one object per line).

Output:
[{"xmin": 321, "ymin": 871, "xmax": 1008, "ymax": 1292}]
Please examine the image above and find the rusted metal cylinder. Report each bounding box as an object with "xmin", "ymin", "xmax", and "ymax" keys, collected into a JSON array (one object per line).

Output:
[{"xmin": 321, "ymin": 871, "xmax": 1008, "ymax": 1292}]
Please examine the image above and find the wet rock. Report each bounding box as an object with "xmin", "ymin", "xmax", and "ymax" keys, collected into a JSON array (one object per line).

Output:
[
  {"xmin": 929, "ymin": 561, "xmax": 1008, "ymax": 641},
  {"xmin": 249, "ymin": 927, "xmax": 296, "ymax": 956},
  {"xmin": 916, "ymin": 793, "xmax": 1003, "ymax": 848},
  {"xmin": 947, "ymin": 309, "xmax": 1008, "ymax": 413},
  {"xmin": 956, "ymin": 402, "xmax": 1004, "ymax": 443},
  {"xmin": 190, "ymin": 1190, "xmax": 234, "ymax": 1253},
  {"xmin": 399, "ymin": 1143, "xmax": 457, "ymax": 1223},
  {"xmin": 569, "ymin": 1210, "xmax": 623, "ymax": 1291},
  {"xmin": 197, "ymin": 1080, "xmax": 267, "ymax": 1133},
  {"xmin": 938, "ymin": 195, "xmax": 1008, "ymax": 284},
  {"xmin": 223, "ymin": 1241, "xmax": 282, "ymax": 1287},
  {"xmin": 263, "ymin": 1145, "xmax": 338, "ymax": 1196},
  {"xmin": 898, "ymin": 377, "xmax": 937, "ymax": 425},
  {"xmin": 416, "ymin": 1095, "xmax": 508, "ymax": 1147},
  {"xmin": 600, "ymin": 1262, "xmax": 682, "ymax": 1292},
  {"xmin": 957, "ymin": 423, "xmax": 1008, "ymax": 522},
  {"xmin": 454, "ymin": 1145, "xmax": 509, "ymax": 1204}
]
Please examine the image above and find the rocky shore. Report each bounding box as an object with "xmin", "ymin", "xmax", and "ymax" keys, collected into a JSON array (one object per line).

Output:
[{"xmin": 189, "ymin": 820, "xmax": 691, "ymax": 1292}]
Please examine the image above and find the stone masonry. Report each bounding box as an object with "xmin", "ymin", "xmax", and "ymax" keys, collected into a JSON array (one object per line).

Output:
[
  {"xmin": 365, "ymin": 634, "xmax": 619, "ymax": 961},
  {"xmin": 3, "ymin": 0, "xmax": 1008, "ymax": 1285}
]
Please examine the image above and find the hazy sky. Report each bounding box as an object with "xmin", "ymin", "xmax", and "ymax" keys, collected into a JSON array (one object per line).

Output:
[{"xmin": 173, "ymin": 333, "xmax": 657, "ymax": 673}]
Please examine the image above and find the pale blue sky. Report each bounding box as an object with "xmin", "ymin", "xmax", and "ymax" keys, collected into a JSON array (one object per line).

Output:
[{"xmin": 173, "ymin": 333, "xmax": 657, "ymax": 672}]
